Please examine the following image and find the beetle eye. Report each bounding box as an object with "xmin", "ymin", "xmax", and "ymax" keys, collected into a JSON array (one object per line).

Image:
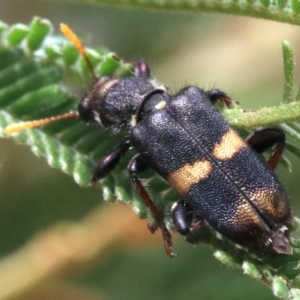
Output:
[{"xmin": 78, "ymin": 100, "xmax": 95, "ymax": 123}]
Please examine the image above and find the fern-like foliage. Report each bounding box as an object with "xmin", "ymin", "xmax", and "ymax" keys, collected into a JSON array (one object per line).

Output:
[
  {"xmin": 2, "ymin": 16, "xmax": 300, "ymax": 299},
  {"xmin": 95, "ymin": 0, "xmax": 300, "ymax": 25}
]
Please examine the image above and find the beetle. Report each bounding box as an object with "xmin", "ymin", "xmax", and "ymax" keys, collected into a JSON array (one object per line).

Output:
[{"xmin": 5, "ymin": 24, "xmax": 293, "ymax": 257}]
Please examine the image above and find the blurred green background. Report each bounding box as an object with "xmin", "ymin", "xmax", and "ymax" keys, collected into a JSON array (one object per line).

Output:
[{"xmin": 1, "ymin": 1, "xmax": 300, "ymax": 299}]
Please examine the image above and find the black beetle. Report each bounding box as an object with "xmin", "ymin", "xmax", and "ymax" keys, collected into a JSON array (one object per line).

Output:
[{"xmin": 5, "ymin": 24, "xmax": 293, "ymax": 257}]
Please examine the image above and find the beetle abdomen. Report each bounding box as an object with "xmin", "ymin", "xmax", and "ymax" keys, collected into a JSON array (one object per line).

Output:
[{"xmin": 132, "ymin": 86, "xmax": 292, "ymax": 254}]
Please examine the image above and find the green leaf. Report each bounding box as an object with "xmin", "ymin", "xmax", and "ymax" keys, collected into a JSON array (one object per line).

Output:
[
  {"xmin": 282, "ymin": 41, "xmax": 295, "ymax": 104},
  {"xmin": 87, "ymin": 0, "xmax": 300, "ymax": 25},
  {"xmin": 26, "ymin": 17, "xmax": 52, "ymax": 51},
  {"xmin": 7, "ymin": 24, "xmax": 29, "ymax": 46},
  {"xmin": 273, "ymin": 276, "xmax": 289, "ymax": 299}
]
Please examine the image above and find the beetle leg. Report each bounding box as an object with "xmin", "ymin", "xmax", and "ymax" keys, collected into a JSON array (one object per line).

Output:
[
  {"xmin": 171, "ymin": 199, "xmax": 194, "ymax": 235},
  {"xmin": 205, "ymin": 89, "xmax": 232, "ymax": 107},
  {"xmin": 247, "ymin": 128, "xmax": 285, "ymax": 170},
  {"xmin": 92, "ymin": 137, "xmax": 131, "ymax": 183},
  {"xmin": 171, "ymin": 200, "xmax": 204, "ymax": 244},
  {"xmin": 128, "ymin": 154, "xmax": 176, "ymax": 257},
  {"xmin": 171, "ymin": 200, "xmax": 203, "ymax": 234}
]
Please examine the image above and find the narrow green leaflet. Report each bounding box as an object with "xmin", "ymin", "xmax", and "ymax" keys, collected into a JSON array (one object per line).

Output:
[{"xmin": 85, "ymin": 0, "xmax": 300, "ymax": 25}]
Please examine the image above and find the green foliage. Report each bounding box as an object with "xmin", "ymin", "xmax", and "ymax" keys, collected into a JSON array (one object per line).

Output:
[
  {"xmin": 282, "ymin": 41, "xmax": 295, "ymax": 104},
  {"xmin": 1, "ymin": 11, "xmax": 300, "ymax": 300},
  {"xmin": 90, "ymin": 0, "xmax": 300, "ymax": 25}
]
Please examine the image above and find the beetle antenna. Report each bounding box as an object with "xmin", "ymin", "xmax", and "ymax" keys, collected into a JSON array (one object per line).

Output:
[
  {"xmin": 4, "ymin": 111, "xmax": 78, "ymax": 134},
  {"xmin": 60, "ymin": 23, "xmax": 97, "ymax": 81}
]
